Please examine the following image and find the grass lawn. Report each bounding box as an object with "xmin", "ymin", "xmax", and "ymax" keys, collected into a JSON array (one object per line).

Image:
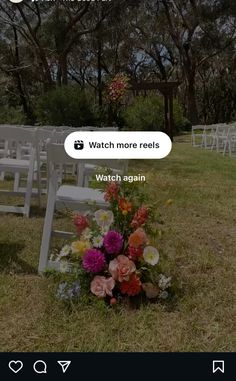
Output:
[{"xmin": 0, "ymin": 138, "xmax": 236, "ymax": 352}]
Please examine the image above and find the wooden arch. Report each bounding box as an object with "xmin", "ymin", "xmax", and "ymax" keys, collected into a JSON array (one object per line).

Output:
[{"xmin": 128, "ymin": 81, "xmax": 180, "ymax": 141}]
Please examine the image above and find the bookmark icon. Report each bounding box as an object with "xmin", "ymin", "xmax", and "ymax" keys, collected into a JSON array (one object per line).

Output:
[
  {"xmin": 57, "ymin": 360, "xmax": 71, "ymax": 374},
  {"xmin": 212, "ymin": 360, "xmax": 224, "ymax": 374}
]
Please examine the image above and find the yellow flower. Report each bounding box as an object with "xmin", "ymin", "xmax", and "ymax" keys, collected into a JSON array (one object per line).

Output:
[{"xmin": 71, "ymin": 240, "xmax": 90, "ymax": 256}]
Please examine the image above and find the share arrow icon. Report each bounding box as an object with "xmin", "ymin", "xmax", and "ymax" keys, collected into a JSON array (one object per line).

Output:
[{"xmin": 57, "ymin": 361, "xmax": 71, "ymax": 373}]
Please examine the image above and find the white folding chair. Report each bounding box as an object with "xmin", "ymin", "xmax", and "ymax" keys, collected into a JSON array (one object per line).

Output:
[
  {"xmin": 0, "ymin": 125, "xmax": 41, "ymax": 217},
  {"xmin": 211, "ymin": 124, "xmax": 229, "ymax": 152},
  {"xmin": 201, "ymin": 125, "xmax": 219, "ymax": 149},
  {"xmin": 18, "ymin": 128, "xmax": 55, "ymax": 194},
  {"xmin": 38, "ymin": 143, "xmax": 126, "ymax": 273},
  {"xmin": 223, "ymin": 124, "xmax": 236, "ymax": 156},
  {"xmin": 0, "ymin": 139, "xmax": 8, "ymax": 181},
  {"xmin": 191, "ymin": 125, "xmax": 206, "ymax": 147},
  {"xmin": 50, "ymin": 128, "xmax": 126, "ymax": 187}
]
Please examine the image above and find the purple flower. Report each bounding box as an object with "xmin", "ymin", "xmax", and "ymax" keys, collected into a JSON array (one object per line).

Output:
[
  {"xmin": 83, "ymin": 249, "xmax": 105, "ymax": 273},
  {"xmin": 103, "ymin": 230, "xmax": 123, "ymax": 255}
]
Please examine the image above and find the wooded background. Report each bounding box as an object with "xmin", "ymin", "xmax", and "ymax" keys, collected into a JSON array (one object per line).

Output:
[{"xmin": 0, "ymin": 0, "xmax": 236, "ymax": 127}]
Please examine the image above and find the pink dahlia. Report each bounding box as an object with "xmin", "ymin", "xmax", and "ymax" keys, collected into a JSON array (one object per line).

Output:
[
  {"xmin": 103, "ymin": 230, "xmax": 123, "ymax": 255},
  {"xmin": 83, "ymin": 249, "xmax": 105, "ymax": 273}
]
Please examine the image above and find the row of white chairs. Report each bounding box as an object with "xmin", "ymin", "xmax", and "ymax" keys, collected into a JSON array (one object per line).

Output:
[
  {"xmin": 0, "ymin": 125, "xmax": 125, "ymax": 218},
  {"xmin": 191, "ymin": 123, "xmax": 236, "ymax": 156},
  {"xmin": 0, "ymin": 125, "xmax": 128, "ymax": 273}
]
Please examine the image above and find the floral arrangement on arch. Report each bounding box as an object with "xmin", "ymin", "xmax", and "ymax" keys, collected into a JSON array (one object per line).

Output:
[
  {"xmin": 107, "ymin": 73, "xmax": 129, "ymax": 104},
  {"xmin": 54, "ymin": 182, "xmax": 172, "ymax": 306}
]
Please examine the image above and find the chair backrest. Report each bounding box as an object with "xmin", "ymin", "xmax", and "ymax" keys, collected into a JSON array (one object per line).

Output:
[
  {"xmin": 0, "ymin": 125, "xmax": 37, "ymax": 144},
  {"xmin": 227, "ymin": 124, "xmax": 236, "ymax": 136},
  {"xmin": 51, "ymin": 130, "xmax": 71, "ymax": 144},
  {"xmin": 36, "ymin": 128, "xmax": 54, "ymax": 142},
  {"xmin": 47, "ymin": 143, "xmax": 127, "ymax": 175},
  {"xmin": 80, "ymin": 126, "xmax": 119, "ymax": 131},
  {"xmin": 192, "ymin": 125, "xmax": 206, "ymax": 131}
]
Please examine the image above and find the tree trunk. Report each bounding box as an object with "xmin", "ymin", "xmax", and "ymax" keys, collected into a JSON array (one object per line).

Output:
[
  {"xmin": 37, "ymin": 48, "xmax": 53, "ymax": 91},
  {"xmin": 57, "ymin": 64, "xmax": 62, "ymax": 87},
  {"xmin": 186, "ymin": 73, "xmax": 198, "ymax": 125},
  {"xmin": 61, "ymin": 55, "xmax": 68, "ymax": 86},
  {"xmin": 97, "ymin": 39, "xmax": 103, "ymax": 107},
  {"xmin": 13, "ymin": 26, "xmax": 34, "ymax": 123}
]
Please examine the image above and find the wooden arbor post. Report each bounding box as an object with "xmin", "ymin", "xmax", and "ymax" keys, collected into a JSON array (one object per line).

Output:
[{"xmin": 129, "ymin": 81, "xmax": 180, "ymax": 141}]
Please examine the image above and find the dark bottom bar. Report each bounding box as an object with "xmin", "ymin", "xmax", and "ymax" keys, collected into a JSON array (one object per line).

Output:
[{"xmin": 1, "ymin": 352, "xmax": 234, "ymax": 380}]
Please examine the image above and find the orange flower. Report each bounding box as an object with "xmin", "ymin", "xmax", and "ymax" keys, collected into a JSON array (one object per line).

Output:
[
  {"xmin": 104, "ymin": 182, "xmax": 119, "ymax": 202},
  {"xmin": 131, "ymin": 206, "xmax": 148, "ymax": 229},
  {"xmin": 118, "ymin": 198, "xmax": 132, "ymax": 215},
  {"xmin": 120, "ymin": 274, "xmax": 142, "ymax": 296},
  {"xmin": 128, "ymin": 228, "xmax": 147, "ymax": 248}
]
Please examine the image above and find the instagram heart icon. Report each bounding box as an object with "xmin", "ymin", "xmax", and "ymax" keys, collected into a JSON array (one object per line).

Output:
[{"xmin": 9, "ymin": 360, "xmax": 23, "ymax": 374}]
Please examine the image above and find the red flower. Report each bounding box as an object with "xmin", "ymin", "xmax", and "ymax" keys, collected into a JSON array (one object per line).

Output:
[
  {"xmin": 104, "ymin": 182, "xmax": 120, "ymax": 202},
  {"xmin": 73, "ymin": 214, "xmax": 89, "ymax": 234},
  {"xmin": 131, "ymin": 206, "xmax": 148, "ymax": 229},
  {"xmin": 120, "ymin": 274, "xmax": 142, "ymax": 296},
  {"xmin": 128, "ymin": 246, "xmax": 143, "ymax": 261},
  {"xmin": 118, "ymin": 198, "xmax": 132, "ymax": 215}
]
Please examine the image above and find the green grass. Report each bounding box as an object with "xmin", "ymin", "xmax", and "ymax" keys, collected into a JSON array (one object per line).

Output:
[{"xmin": 0, "ymin": 139, "xmax": 236, "ymax": 352}]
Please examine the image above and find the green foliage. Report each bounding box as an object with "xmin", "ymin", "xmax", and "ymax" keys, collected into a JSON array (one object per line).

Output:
[
  {"xmin": 36, "ymin": 86, "xmax": 97, "ymax": 126},
  {"xmin": 0, "ymin": 107, "xmax": 25, "ymax": 124},
  {"xmin": 124, "ymin": 95, "xmax": 190, "ymax": 133}
]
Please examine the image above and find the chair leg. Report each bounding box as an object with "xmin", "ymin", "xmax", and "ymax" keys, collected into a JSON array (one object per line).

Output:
[
  {"xmin": 23, "ymin": 150, "xmax": 36, "ymax": 218},
  {"xmin": 23, "ymin": 168, "xmax": 34, "ymax": 218},
  {"xmin": 223, "ymin": 141, "xmax": 227, "ymax": 156},
  {"xmin": 77, "ymin": 163, "xmax": 85, "ymax": 186},
  {"xmin": 229, "ymin": 141, "xmax": 232, "ymax": 157},
  {"xmin": 14, "ymin": 144, "xmax": 21, "ymax": 191},
  {"xmin": 13, "ymin": 172, "xmax": 20, "ymax": 191},
  {"xmin": 38, "ymin": 173, "xmax": 57, "ymax": 273},
  {"xmin": 36, "ymin": 148, "xmax": 42, "ymax": 208}
]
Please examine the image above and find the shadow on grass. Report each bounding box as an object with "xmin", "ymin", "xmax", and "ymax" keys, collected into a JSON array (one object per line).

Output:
[
  {"xmin": 29, "ymin": 205, "xmax": 46, "ymax": 218},
  {"xmin": 0, "ymin": 241, "xmax": 37, "ymax": 274}
]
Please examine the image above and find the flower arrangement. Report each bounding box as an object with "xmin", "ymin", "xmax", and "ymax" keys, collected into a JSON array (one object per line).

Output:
[
  {"xmin": 54, "ymin": 182, "xmax": 172, "ymax": 306},
  {"xmin": 107, "ymin": 73, "xmax": 129, "ymax": 103}
]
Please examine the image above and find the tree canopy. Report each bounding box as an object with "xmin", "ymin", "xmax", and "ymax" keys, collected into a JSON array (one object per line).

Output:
[{"xmin": 0, "ymin": 0, "xmax": 235, "ymax": 125}]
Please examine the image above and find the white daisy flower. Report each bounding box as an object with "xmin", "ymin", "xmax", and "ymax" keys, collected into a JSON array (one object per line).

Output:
[
  {"xmin": 57, "ymin": 245, "xmax": 71, "ymax": 261},
  {"xmin": 92, "ymin": 235, "xmax": 104, "ymax": 248}
]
